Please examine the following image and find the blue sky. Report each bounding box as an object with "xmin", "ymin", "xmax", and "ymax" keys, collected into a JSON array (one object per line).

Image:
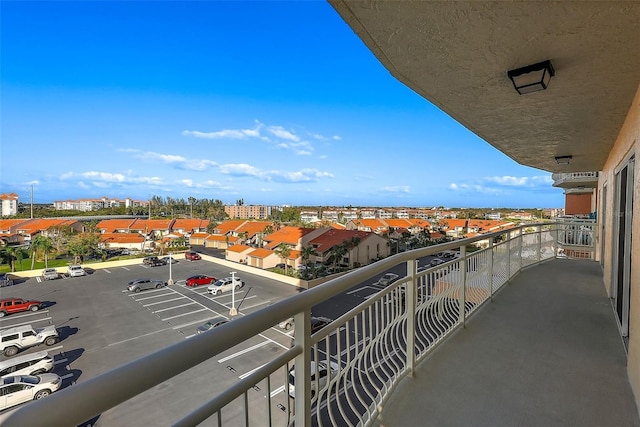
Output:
[{"xmin": 1, "ymin": 1, "xmax": 563, "ymax": 209}]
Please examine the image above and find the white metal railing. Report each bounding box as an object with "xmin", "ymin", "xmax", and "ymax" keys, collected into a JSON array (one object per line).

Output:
[
  {"xmin": 551, "ymin": 171, "xmax": 599, "ymax": 187},
  {"xmin": 0, "ymin": 221, "xmax": 595, "ymax": 427}
]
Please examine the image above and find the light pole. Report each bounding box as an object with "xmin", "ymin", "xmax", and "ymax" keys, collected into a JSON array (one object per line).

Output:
[
  {"xmin": 168, "ymin": 252, "xmax": 174, "ymax": 285},
  {"xmin": 229, "ymin": 271, "xmax": 238, "ymax": 316}
]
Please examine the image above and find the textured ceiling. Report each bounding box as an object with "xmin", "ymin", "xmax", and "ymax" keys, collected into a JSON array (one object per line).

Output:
[{"xmin": 328, "ymin": 1, "xmax": 640, "ymax": 173}]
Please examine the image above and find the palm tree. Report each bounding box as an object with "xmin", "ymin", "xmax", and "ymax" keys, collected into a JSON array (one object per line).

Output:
[
  {"xmin": 300, "ymin": 245, "xmax": 315, "ymax": 269},
  {"xmin": 348, "ymin": 236, "xmax": 361, "ymax": 267},
  {"xmin": 274, "ymin": 243, "xmax": 292, "ymax": 274},
  {"xmin": 4, "ymin": 247, "xmax": 17, "ymax": 272},
  {"xmin": 31, "ymin": 235, "xmax": 54, "ymax": 269},
  {"xmin": 238, "ymin": 232, "xmax": 249, "ymax": 246},
  {"xmin": 330, "ymin": 243, "xmax": 348, "ymax": 270}
]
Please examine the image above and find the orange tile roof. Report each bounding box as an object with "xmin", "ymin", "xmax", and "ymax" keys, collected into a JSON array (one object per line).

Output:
[
  {"xmin": 96, "ymin": 219, "xmax": 137, "ymax": 232},
  {"xmin": 227, "ymin": 244, "xmax": 252, "ymax": 253},
  {"xmin": 215, "ymin": 220, "xmax": 247, "ymax": 234},
  {"xmin": 235, "ymin": 221, "xmax": 273, "ymax": 236},
  {"xmin": 385, "ymin": 219, "xmax": 413, "ymax": 228},
  {"xmin": 205, "ymin": 234, "xmax": 231, "ymax": 242},
  {"xmin": 0, "ymin": 219, "xmax": 28, "ymax": 231},
  {"xmin": 130, "ymin": 219, "xmax": 173, "ymax": 231},
  {"xmin": 172, "ymin": 218, "xmax": 210, "ymax": 232},
  {"xmin": 15, "ymin": 219, "xmax": 79, "ymax": 234},
  {"xmin": 247, "ymin": 248, "xmax": 274, "ymax": 258},
  {"xmin": 287, "ymin": 250, "xmax": 301, "ymax": 260},
  {"xmin": 100, "ymin": 233, "xmax": 144, "ymax": 244},
  {"xmin": 264, "ymin": 226, "xmax": 316, "ymax": 249},
  {"xmin": 191, "ymin": 232, "xmax": 209, "ymax": 239}
]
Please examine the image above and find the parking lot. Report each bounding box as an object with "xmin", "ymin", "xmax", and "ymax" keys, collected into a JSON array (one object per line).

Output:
[{"xmin": 0, "ymin": 258, "xmax": 303, "ymax": 424}]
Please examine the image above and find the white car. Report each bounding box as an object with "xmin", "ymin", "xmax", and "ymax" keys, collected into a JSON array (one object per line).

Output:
[
  {"xmin": 288, "ymin": 360, "xmax": 340, "ymax": 398},
  {"xmin": 378, "ymin": 273, "xmax": 399, "ymax": 286},
  {"xmin": 0, "ymin": 374, "xmax": 62, "ymax": 410},
  {"xmin": 207, "ymin": 277, "xmax": 244, "ymax": 296},
  {"xmin": 0, "ymin": 351, "xmax": 55, "ymax": 379},
  {"xmin": 41, "ymin": 268, "xmax": 59, "ymax": 281},
  {"xmin": 67, "ymin": 265, "xmax": 86, "ymax": 277}
]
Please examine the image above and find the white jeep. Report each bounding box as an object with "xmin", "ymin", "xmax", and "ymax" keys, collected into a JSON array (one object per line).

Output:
[{"xmin": 0, "ymin": 325, "xmax": 59, "ymax": 357}]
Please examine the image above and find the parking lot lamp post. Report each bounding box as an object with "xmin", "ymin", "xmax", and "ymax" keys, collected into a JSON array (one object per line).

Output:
[
  {"xmin": 230, "ymin": 271, "xmax": 238, "ymax": 316},
  {"xmin": 168, "ymin": 253, "xmax": 174, "ymax": 285}
]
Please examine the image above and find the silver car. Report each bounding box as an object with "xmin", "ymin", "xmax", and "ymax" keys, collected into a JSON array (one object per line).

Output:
[{"xmin": 127, "ymin": 279, "xmax": 167, "ymax": 293}]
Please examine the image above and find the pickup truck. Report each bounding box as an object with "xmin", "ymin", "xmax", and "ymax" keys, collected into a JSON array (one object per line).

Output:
[{"xmin": 0, "ymin": 325, "xmax": 59, "ymax": 357}]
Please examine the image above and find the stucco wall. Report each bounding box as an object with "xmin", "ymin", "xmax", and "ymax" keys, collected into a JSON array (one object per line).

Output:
[{"xmin": 599, "ymin": 82, "xmax": 640, "ymax": 411}]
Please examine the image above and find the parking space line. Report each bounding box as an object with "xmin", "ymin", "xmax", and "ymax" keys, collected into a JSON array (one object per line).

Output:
[
  {"xmin": 48, "ymin": 345, "xmax": 64, "ymax": 352},
  {"xmin": 270, "ymin": 385, "xmax": 285, "ymax": 398},
  {"xmin": 0, "ymin": 310, "xmax": 50, "ymax": 321},
  {"xmin": 121, "ymin": 266, "xmax": 130, "ymax": 271},
  {"xmin": 135, "ymin": 292, "xmax": 176, "ymax": 301},
  {"xmin": 60, "ymin": 373, "xmax": 74, "ymax": 380},
  {"xmin": 239, "ymin": 363, "xmax": 266, "ymax": 379},
  {"xmin": 103, "ymin": 269, "xmax": 111, "ymax": 274},
  {"xmin": 142, "ymin": 297, "xmax": 186, "ymax": 307},
  {"xmin": 218, "ymin": 341, "xmax": 270, "ymax": 363},
  {"xmin": 173, "ymin": 317, "xmax": 223, "ymax": 330},
  {"xmin": 1, "ymin": 317, "xmax": 53, "ymax": 328},
  {"xmin": 152, "ymin": 302, "xmax": 197, "ymax": 313},
  {"xmin": 347, "ymin": 285, "xmax": 373, "ymax": 295},
  {"xmin": 237, "ymin": 299, "xmax": 270, "ymax": 311},
  {"xmin": 161, "ymin": 308, "xmax": 207, "ymax": 321},
  {"xmin": 55, "ymin": 358, "xmax": 68, "ymax": 365}
]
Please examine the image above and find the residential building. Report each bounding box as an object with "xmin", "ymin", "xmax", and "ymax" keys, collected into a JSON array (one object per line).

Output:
[
  {"xmin": 0, "ymin": 193, "xmax": 18, "ymax": 216},
  {"xmin": 53, "ymin": 196, "xmax": 148, "ymax": 211},
  {"xmin": 224, "ymin": 204, "xmax": 272, "ymax": 219}
]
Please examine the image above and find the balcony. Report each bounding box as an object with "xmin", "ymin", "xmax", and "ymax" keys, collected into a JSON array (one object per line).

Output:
[
  {"xmin": 2, "ymin": 221, "xmax": 638, "ymax": 426},
  {"xmin": 551, "ymin": 172, "xmax": 600, "ymax": 189}
]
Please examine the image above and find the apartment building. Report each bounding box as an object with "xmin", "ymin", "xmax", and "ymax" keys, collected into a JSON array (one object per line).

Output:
[
  {"xmin": 0, "ymin": 193, "xmax": 18, "ymax": 216},
  {"xmin": 224, "ymin": 204, "xmax": 272, "ymax": 219},
  {"xmin": 53, "ymin": 196, "xmax": 148, "ymax": 211}
]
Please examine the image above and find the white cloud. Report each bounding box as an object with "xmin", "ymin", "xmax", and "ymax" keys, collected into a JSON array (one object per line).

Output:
[
  {"xmin": 182, "ymin": 120, "xmax": 266, "ymax": 140},
  {"xmin": 219, "ymin": 163, "xmax": 262, "ymax": 177},
  {"xmin": 332, "ymin": 135, "xmax": 341, "ymax": 140},
  {"xmin": 484, "ymin": 175, "xmax": 552, "ymax": 187},
  {"xmin": 380, "ymin": 186, "xmax": 410, "ymax": 193},
  {"xmin": 267, "ymin": 125, "xmax": 300, "ymax": 142},
  {"xmin": 269, "ymin": 168, "xmax": 334, "ymax": 183}
]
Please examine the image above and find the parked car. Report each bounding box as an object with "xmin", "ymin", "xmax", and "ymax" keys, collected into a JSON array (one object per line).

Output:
[
  {"xmin": 0, "ymin": 273, "xmax": 14, "ymax": 287},
  {"xmin": 288, "ymin": 360, "xmax": 340, "ymax": 398},
  {"xmin": 278, "ymin": 316, "xmax": 333, "ymax": 334},
  {"xmin": 0, "ymin": 325, "xmax": 59, "ymax": 357},
  {"xmin": 185, "ymin": 275, "xmax": 216, "ymax": 287},
  {"xmin": 207, "ymin": 277, "xmax": 244, "ymax": 296},
  {"xmin": 143, "ymin": 256, "xmax": 165, "ymax": 267},
  {"xmin": 41, "ymin": 268, "xmax": 59, "ymax": 281},
  {"xmin": 430, "ymin": 258, "xmax": 445, "ymax": 267},
  {"xmin": 0, "ymin": 374, "xmax": 62, "ymax": 410},
  {"xmin": 274, "ymin": 263, "xmax": 288, "ymax": 270},
  {"xmin": 185, "ymin": 251, "xmax": 201, "ymax": 261},
  {"xmin": 161, "ymin": 256, "xmax": 178, "ymax": 264},
  {"xmin": 0, "ymin": 298, "xmax": 43, "ymax": 318},
  {"xmin": 0, "ymin": 351, "xmax": 55, "ymax": 379},
  {"xmin": 195, "ymin": 317, "xmax": 228, "ymax": 334},
  {"xmin": 378, "ymin": 273, "xmax": 400, "ymax": 286},
  {"xmin": 67, "ymin": 265, "xmax": 87, "ymax": 277},
  {"xmin": 127, "ymin": 279, "xmax": 167, "ymax": 293}
]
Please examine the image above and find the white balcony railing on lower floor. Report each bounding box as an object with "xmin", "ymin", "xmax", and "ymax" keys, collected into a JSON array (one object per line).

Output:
[{"xmin": 0, "ymin": 221, "xmax": 596, "ymax": 427}]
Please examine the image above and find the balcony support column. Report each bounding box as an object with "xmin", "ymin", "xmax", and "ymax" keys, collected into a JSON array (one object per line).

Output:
[
  {"xmin": 517, "ymin": 228, "xmax": 523, "ymax": 273},
  {"xmin": 459, "ymin": 245, "xmax": 467, "ymax": 327},
  {"xmin": 537, "ymin": 225, "xmax": 542, "ymax": 263},
  {"xmin": 293, "ymin": 310, "xmax": 312, "ymax": 427},
  {"xmin": 406, "ymin": 258, "xmax": 417, "ymax": 376}
]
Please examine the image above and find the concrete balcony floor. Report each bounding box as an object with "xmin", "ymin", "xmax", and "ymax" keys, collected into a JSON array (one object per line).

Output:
[{"xmin": 375, "ymin": 259, "xmax": 640, "ymax": 427}]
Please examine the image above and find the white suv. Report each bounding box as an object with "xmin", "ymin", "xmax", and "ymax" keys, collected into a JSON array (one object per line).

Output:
[
  {"xmin": 67, "ymin": 265, "xmax": 86, "ymax": 277},
  {"xmin": 207, "ymin": 277, "xmax": 244, "ymax": 296}
]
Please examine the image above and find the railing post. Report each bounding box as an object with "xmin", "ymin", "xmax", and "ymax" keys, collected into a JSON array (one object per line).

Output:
[
  {"xmin": 517, "ymin": 227, "xmax": 523, "ymax": 274},
  {"xmin": 406, "ymin": 258, "xmax": 416, "ymax": 376},
  {"xmin": 537, "ymin": 225, "xmax": 542, "ymax": 264},
  {"xmin": 553, "ymin": 223, "xmax": 560, "ymax": 258},
  {"xmin": 459, "ymin": 245, "xmax": 467, "ymax": 327},
  {"xmin": 293, "ymin": 310, "xmax": 311, "ymax": 427},
  {"xmin": 507, "ymin": 231, "xmax": 511, "ymax": 281},
  {"xmin": 488, "ymin": 237, "xmax": 494, "ymax": 301}
]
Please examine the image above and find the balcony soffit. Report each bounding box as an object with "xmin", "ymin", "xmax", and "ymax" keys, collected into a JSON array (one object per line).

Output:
[{"xmin": 328, "ymin": 1, "xmax": 640, "ymax": 173}]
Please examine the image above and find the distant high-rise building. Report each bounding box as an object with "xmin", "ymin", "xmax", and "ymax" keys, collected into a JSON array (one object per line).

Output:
[{"xmin": 0, "ymin": 193, "xmax": 18, "ymax": 216}]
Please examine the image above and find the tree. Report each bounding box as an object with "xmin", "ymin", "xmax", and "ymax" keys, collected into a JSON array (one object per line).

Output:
[
  {"xmin": 330, "ymin": 243, "xmax": 348, "ymax": 269},
  {"xmin": 206, "ymin": 222, "xmax": 219, "ymax": 234},
  {"xmin": 30, "ymin": 235, "xmax": 54, "ymax": 269},
  {"xmin": 348, "ymin": 236, "xmax": 361, "ymax": 267},
  {"xmin": 188, "ymin": 197, "xmax": 197, "ymax": 218},
  {"xmin": 67, "ymin": 233, "xmax": 100, "ymax": 264},
  {"xmin": 300, "ymin": 245, "xmax": 315, "ymax": 269},
  {"xmin": 237, "ymin": 231, "xmax": 249, "ymax": 245},
  {"xmin": 4, "ymin": 247, "xmax": 18, "ymax": 272},
  {"xmin": 274, "ymin": 243, "xmax": 292, "ymax": 273}
]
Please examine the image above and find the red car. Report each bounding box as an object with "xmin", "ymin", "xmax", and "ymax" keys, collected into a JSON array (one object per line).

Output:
[
  {"xmin": 185, "ymin": 275, "xmax": 216, "ymax": 287},
  {"xmin": 0, "ymin": 298, "xmax": 43, "ymax": 318},
  {"xmin": 185, "ymin": 251, "xmax": 201, "ymax": 261}
]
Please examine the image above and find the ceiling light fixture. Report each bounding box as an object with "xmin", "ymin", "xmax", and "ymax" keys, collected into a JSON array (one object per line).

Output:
[
  {"xmin": 555, "ymin": 155, "xmax": 572, "ymax": 165},
  {"xmin": 507, "ymin": 60, "xmax": 555, "ymax": 95}
]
